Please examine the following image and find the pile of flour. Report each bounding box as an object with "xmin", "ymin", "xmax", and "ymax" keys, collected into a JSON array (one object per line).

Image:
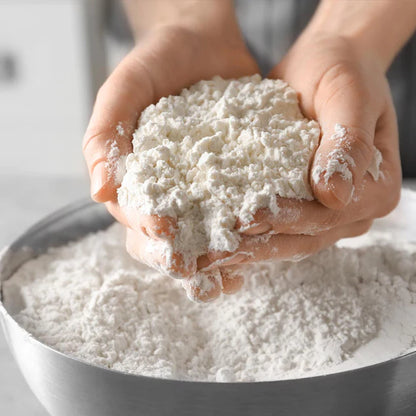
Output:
[
  {"xmin": 118, "ymin": 75, "xmax": 320, "ymax": 273},
  {"xmin": 5, "ymin": 221, "xmax": 416, "ymax": 382}
]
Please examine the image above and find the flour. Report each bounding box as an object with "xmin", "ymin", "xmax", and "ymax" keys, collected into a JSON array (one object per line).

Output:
[
  {"xmin": 118, "ymin": 75, "xmax": 320, "ymax": 275},
  {"xmin": 105, "ymin": 122, "xmax": 127, "ymax": 185},
  {"xmin": 312, "ymin": 123, "xmax": 382, "ymax": 186},
  {"xmin": 4, "ymin": 221, "xmax": 416, "ymax": 382}
]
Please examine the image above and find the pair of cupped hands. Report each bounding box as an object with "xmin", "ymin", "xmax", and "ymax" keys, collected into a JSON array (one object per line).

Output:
[{"xmin": 83, "ymin": 22, "xmax": 401, "ymax": 301}]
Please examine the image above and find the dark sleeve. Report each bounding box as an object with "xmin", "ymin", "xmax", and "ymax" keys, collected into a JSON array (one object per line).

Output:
[
  {"xmin": 388, "ymin": 36, "xmax": 416, "ymax": 178},
  {"xmin": 293, "ymin": 0, "xmax": 416, "ymax": 178}
]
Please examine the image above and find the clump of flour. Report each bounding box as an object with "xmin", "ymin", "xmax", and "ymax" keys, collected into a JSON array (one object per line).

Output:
[
  {"xmin": 105, "ymin": 121, "xmax": 128, "ymax": 185},
  {"xmin": 4, "ymin": 222, "xmax": 416, "ymax": 382},
  {"xmin": 118, "ymin": 75, "xmax": 320, "ymax": 275},
  {"xmin": 312, "ymin": 123, "xmax": 382, "ymax": 187}
]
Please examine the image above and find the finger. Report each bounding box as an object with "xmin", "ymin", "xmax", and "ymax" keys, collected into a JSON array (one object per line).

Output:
[
  {"xmin": 122, "ymin": 207, "xmax": 178, "ymax": 240},
  {"xmin": 309, "ymin": 66, "xmax": 386, "ymax": 209},
  {"xmin": 205, "ymin": 219, "xmax": 373, "ymax": 267},
  {"xmin": 219, "ymin": 267, "xmax": 244, "ymax": 295},
  {"xmin": 272, "ymin": 61, "xmax": 382, "ymax": 209},
  {"xmin": 311, "ymin": 123, "xmax": 377, "ymax": 209},
  {"xmin": 372, "ymin": 93, "xmax": 402, "ymax": 191},
  {"xmin": 352, "ymin": 96, "xmax": 401, "ymax": 214},
  {"xmin": 84, "ymin": 26, "xmax": 259, "ymax": 204},
  {"xmin": 182, "ymin": 267, "xmax": 244, "ymax": 302},
  {"xmin": 181, "ymin": 271, "xmax": 222, "ymax": 303},
  {"xmin": 237, "ymin": 199, "xmax": 331, "ymax": 236},
  {"xmin": 125, "ymin": 228, "xmax": 196, "ymax": 278},
  {"xmin": 238, "ymin": 106, "xmax": 400, "ymax": 237},
  {"xmin": 105, "ymin": 201, "xmax": 130, "ymax": 228},
  {"xmin": 237, "ymin": 95, "xmax": 400, "ymax": 236},
  {"xmin": 105, "ymin": 201, "xmax": 177, "ymax": 243},
  {"xmin": 83, "ymin": 48, "xmax": 155, "ymax": 203},
  {"xmin": 83, "ymin": 121, "xmax": 133, "ymax": 203},
  {"xmin": 197, "ymin": 251, "xmax": 249, "ymax": 271},
  {"xmin": 236, "ymin": 180, "xmax": 384, "ymax": 236}
]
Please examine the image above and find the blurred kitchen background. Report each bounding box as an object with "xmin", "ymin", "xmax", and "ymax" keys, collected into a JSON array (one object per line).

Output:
[
  {"xmin": 0, "ymin": 1, "xmax": 133, "ymax": 414},
  {"xmin": 0, "ymin": 1, "xmax": 415, "ymax": 414},
  {"xmin": 0, "ymin": 0, "xmax": 132, "ymax": 180},
  {"xmin": 1, "ymin": 0, "xmax": 415, "ymax": 183}
]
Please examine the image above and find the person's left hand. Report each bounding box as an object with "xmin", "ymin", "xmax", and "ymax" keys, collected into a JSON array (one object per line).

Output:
[{"xmin": 198, "ymin": 29, "xmax": 402, "ymax": 275}]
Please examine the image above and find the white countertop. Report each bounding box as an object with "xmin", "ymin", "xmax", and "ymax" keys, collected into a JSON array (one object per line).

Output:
[{"xmin": 0, "ymin": 175, "xmax": 415, "ymax": 415}]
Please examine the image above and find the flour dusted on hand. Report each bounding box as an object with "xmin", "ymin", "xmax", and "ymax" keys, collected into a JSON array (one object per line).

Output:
[
  {"xmin": 118, "ymin": 75, "xmax": 320, "ymax": 273},
  {"xmin": 5, "ymin": 223, "xmax": 416, "ymax": 382}
]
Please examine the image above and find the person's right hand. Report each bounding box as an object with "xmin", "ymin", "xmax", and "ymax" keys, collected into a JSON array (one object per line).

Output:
[{"xmin": 82, "ymin": 17, "xmax": 258, "ymax": 299}]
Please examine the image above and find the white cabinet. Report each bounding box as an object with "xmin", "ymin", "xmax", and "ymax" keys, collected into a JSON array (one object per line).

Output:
[{"xmin": 0, "ymin": 0, "xmax": 104, "ymax": 177}]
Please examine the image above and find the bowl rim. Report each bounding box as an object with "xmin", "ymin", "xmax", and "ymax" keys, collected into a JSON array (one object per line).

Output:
[{"xmin": 1, "ymin": 198, "xmax": 416, "ymax": 386}]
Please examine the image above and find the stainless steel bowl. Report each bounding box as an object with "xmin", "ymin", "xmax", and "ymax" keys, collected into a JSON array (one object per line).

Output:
[{"xmin": 1, "ymin": 198, "xmax": 416, "ymax": 416}]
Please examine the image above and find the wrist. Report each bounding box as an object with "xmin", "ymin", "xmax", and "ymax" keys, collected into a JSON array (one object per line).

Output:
[
  {"xmin": 307, "ymin": 0, "xmax": 416, "ymax": 72},
  {"xmin": 123, "ymin": 0, "xmax": 238, "ymax": 42}
]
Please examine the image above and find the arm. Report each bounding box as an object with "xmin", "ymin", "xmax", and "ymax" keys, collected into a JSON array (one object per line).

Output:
[
  {"xmin": 83, "ymin": 0, "xmax": 258, "ymax": 300},
  {"xmin": 274, "ymin": 0, "xmax": 415, "ymax": 209},
  {"xmin": 212, "ymin": 0, "xmax": 415, "ymax": 271},
  {"xmin": 122, "ymin": 0, "xmax": 239, "ymax": 40},
  {"xmin": 85, "ymin": 0, "xmax": 255, "ymax": 203},
  {"xmin": 310, "ymin": 0, "xmax": 416, "ymax": 71}
]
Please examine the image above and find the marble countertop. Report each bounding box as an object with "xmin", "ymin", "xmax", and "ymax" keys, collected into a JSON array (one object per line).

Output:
[{"xmin": 0, "ymin": 175, "xmax": 415, "ymax": 415}]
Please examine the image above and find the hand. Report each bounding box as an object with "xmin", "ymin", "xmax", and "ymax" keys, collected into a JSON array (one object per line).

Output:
[
  {"xmin": 82, "ymin": 21, "xmax": 258, "ymax": 300},
  {"xmin": 199, "ymin": 31, "xmax": 402, "ymax": 272}
]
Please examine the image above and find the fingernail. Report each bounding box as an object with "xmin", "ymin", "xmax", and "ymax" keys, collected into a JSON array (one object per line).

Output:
[
  {"xmin": 220, "ymin": 271, "xmax": 244, "ymax": 295},
  {"xmin": 239, "ymin": 222, "xmax": 271, "ymax": 235},
  {"xmin": 91, "ymin": 161, "xmax": 107, "ymax": 200},
  {"xmin": 328, "ymin": 175, "xmax": 354, "ymax": 206},
  {"xmin": 203, "ymin": 253, "xmax": 248, "ymax": 270}
]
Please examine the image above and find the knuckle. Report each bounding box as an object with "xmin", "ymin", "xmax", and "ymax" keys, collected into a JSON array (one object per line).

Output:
[
  {"xmin": 315, "ymin": 61, "xmax": 362, "ymax": 106},
  {"xmin": 320, "ymin": 59, "xmax": 354, "ymax": 82}
]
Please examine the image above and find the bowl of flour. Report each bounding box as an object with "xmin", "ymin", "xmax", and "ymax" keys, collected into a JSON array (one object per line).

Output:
[
  {"xmin": 1, "ymin": 191, "xmax": 416, "ymax": 416},
  {"xmin": 1, "ymin": 76, "xmax": 416, "ymax": 415}
]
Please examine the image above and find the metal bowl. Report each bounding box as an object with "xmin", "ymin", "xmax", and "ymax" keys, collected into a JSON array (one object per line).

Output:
[{"xmin": 1, "ymin": 198, "xmax": 416, "ymax": 416}]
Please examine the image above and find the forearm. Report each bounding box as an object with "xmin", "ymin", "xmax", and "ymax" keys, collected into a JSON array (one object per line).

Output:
[
  {"xmin": 122, "ymin": 0, "xmax": 237, "ymax": 40},
  {"xmin": 307, "ymin": 0, "xmax": 416, "ymax": 71}
]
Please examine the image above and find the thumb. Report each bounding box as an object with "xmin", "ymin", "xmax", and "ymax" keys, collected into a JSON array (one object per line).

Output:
[
  {"xmin": 82, "ymin": 49, "xmax": 155, "ymax": 203},
  {"xmin": 311, "ymin": 86, "xmax": 378, "ymax": 210}
]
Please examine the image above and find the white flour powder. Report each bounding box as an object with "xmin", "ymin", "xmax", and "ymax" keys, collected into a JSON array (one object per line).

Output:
[
  {"xmin": 5, "ymin": 221, "xmax": 416, "ymax": 382},
  {"xmin": 311, "ymin": 123, "xmax": 382, "ymax": 187},
  {"xmin": 118, "ymin": 75, "xmax": 320, "ymax": 273}
]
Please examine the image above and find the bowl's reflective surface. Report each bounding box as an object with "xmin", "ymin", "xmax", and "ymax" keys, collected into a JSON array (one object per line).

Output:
[{"xmin": 1, "ymin": 197, "xmax": 416, "ymax": 416}]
